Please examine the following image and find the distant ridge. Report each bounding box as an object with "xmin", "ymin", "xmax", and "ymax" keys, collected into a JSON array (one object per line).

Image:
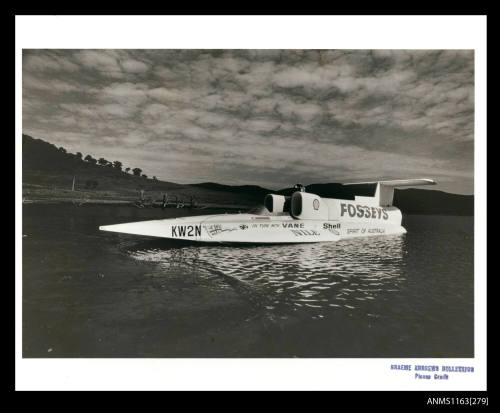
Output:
[
  {"xmin": 190, "ymin": 182, "xmax": 274, "ymax": 198},
  {"xmin": 393, "ymin": 188, "xmax": 473, "ymax": 216}
]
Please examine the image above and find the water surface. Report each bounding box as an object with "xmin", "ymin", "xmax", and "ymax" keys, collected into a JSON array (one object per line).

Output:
[{"xmin": 22, "ymin": 204, "xmax": 474, "ymax": 357}]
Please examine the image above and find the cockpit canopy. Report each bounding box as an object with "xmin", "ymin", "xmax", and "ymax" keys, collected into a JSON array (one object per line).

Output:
[{"xmin": 246, "ymin": 205, "xmax": 274, "ymax": 215}]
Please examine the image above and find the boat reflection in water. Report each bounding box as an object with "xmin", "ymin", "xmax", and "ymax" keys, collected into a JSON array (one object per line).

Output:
[{"xmin": 127, "ymin": 234, "xmax": 406, "ymax": 319}]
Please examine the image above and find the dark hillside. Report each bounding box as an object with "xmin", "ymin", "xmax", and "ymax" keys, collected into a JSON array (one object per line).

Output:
[
  {"xmin": 393, "ymin": 188, "xmax": 474, "ymax": 216},
  {"xmin": 22, "ymin": 134, "xmax": 184, "ymax": 192},
  {"xmin": 21, "ymin": 134, "xmax": 259, "ymax": 206},
  {"xmin": 190, "ymin": 182, "xmax": 273, "ymax": 199}
]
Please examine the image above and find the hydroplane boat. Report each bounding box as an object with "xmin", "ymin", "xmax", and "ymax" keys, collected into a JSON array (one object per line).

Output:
[{"xmin": 99, "ymin": 178, "xmax": 436, "ymax": 243}]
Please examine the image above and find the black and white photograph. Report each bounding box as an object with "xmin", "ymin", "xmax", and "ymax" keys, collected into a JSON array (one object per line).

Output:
[{"xmin": 16, "ymin": 15, "xmax": 487, "ymax": 391}]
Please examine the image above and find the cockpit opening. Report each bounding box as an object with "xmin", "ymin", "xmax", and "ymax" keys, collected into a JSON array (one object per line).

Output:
[
  {"xmin": 248, "ymin": 204, "xmax": 290, "ymax": 216},
  {"xmin": 247, "ymin": 205, "xmax": 272, "ymax": 215}
]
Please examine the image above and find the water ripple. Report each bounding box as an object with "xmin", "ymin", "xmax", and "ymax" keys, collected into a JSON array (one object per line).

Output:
[{"xmin": 126, "ymin": 234, "xmax": 407, "ymax": 319}]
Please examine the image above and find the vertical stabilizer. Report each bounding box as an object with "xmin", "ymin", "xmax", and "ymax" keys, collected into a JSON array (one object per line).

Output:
[{"xmin": 375, "ymin": 183, "xmax": 395, "ymax": 207}]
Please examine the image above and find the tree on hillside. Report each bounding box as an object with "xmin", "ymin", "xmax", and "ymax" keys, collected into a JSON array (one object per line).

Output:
[
  {"xmin": 75, "ymin": 152, "xmax": 83, "ymax": 159},
  {"xmin": 113, "ymin": 161, "xmax": 122, "ymax": 170},
  {"xmin": 98, "ymin": 158, "xmax": 108, "ymax": 166},
  {"xmin": 125, "ymin": 167, "xmax": 131, "ymax": 173},
  {"xmin": 153, "ymin": 176, "xmax": 158, "ymax": 181},
  {"xmin": 132, "ymin": 168, "xmax": 142, "ymax": 176},
  {"xmin": 141, "ymin": 174, "xmax": 148, "ymax": 179},
  {"xmin": 84, "ymin": 155, "xmax": 97, "ymax": 164},
  {"xmin": 58, "ymin": 147, "xmax": 67, "ymax": 153}
]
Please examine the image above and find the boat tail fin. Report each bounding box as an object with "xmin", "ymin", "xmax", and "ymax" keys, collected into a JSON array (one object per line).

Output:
[{"xmin": 344, "ymin": 178, "xmax": 436, "ymax": 207}]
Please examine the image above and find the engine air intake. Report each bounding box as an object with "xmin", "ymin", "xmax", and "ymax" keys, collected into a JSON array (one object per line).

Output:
[
  {"xmin": 264, "ymin": 194, "xmax": 290, "ymax": 213},
  {"xmin": 290, "ymin": 191, "xmax": 329, "ymax": 220}
]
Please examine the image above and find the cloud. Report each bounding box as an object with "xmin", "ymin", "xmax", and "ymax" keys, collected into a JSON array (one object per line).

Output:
[
  {"xmin": 22, "ymin": 49, "xmax": 474, "ymax": 194},
  {"xmin": 74, "ymin": 50, "xmax": 122, "ymax": 73},
  {"xmin": 23, "ymin": 75, "xmax": 80, "ymax": 92},
  {"xmin": 120, "ymin": 58, "xmax": 150, "ymax": 73},
  {"xmin": 23, "ymin": 52, "xmax": 80, "ymax": 72}
]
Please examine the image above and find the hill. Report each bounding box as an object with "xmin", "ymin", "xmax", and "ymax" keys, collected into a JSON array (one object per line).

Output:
[
  {"xmin": 21, "ymin": 134, "xmax": 260, "ymax": 207},
  {"xmin": 22, "ymin": 134, "xmax": 184, "ymax": 190}
]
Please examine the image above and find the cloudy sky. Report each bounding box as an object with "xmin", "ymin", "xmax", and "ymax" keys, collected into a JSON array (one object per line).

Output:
[{"xmin": 22, "ymin": 49, "xmax": 474, "ymax": 194}]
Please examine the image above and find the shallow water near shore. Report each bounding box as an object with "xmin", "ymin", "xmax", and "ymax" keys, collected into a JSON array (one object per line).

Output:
[{"xmin": 22, "ymin": 204, "xmax": 474, "ymax": 357}]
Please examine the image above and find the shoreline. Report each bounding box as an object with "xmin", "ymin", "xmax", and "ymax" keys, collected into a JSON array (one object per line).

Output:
[
  {"xmin": 21, "ymin": 197, "xmax": 253, "ymax": 210},
  {"xmin": 22, "ymin": 182, "xmax": 259, "ymax": 210}
]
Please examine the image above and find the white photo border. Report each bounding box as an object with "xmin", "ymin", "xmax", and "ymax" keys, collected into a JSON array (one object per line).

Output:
[{"xmin": 15, "ymin": 15, "xmax": 487, "ymax": 391}]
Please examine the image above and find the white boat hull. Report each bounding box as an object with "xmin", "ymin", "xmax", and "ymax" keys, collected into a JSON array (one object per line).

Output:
[{"xmin": 99, "ymin": 213, "xmax": 406, "ymax": 243}]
